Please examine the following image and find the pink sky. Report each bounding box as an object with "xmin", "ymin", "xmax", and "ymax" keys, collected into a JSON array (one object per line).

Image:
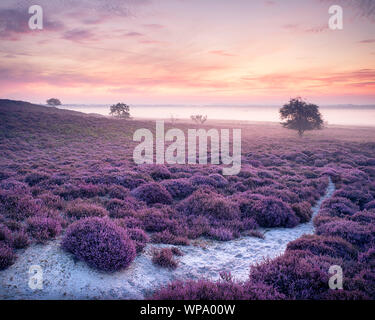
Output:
[{"xmin": 0, "ymin": 0, "xmax": 374, "ymax": 104}]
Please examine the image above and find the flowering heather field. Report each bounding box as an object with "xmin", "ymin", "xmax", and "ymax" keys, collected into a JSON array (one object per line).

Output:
[{"xmin": 1, "ymin": 99, "xmax": 375, "ymax": 299}]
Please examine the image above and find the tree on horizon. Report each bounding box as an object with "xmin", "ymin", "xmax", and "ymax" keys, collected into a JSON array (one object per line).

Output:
[
  {"xmin": 109, "ymin": 103, "xmax": 131, "ymax": 119},
  {"xmin": 280, "ymin": 97, "xmax": 323, "ymax": 137},
  {"xmin": 46, "ymin": 98, "xmax": 61, "ymax": 106}
]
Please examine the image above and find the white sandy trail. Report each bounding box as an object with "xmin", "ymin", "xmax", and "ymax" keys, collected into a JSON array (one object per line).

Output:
[{"xmin": 0, "ymin": 179, "xmax": 335, "ymax": 300}]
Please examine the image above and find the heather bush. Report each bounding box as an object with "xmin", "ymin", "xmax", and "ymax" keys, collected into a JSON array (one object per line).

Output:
[
  {"xmin": 189, "ymin": 175, "xmax": 219, "ymax": 188},
  {"xmin": 208, "ymin": 174, "xmax": 228, "ymax": 187},
  {"xmin": 316, "ymin": 220, "xmax": 375, "ymax": 251},
  {"xmin": 150, "ymin": 279, "xmax": 247, "ymax": 300},
  {"xmin": 27, "ymin": 216, "xmax": 62, "ymax": 243},
  {"xmin": 62, "ymin": 217, "xmax": 136, "ymax": 272},
  {"xmin": 25, "ymin": 172, "xmax": 50, "ymax": 186},
  {"xmin": 151, "ymin": 230, "xmax": 189, "ymax": 245},
  {"xmin": 333, "ymin": 187, "xmax": 373, "ymax": 209},
  {"xmin": 251, "ymin": 196, "xmax": 299, "ymax": 228},
  {"xmin": 177, "ymin": 189, "xmax": 240, "ymax": 221},
  {"xmin": 249, "ymin": 250, "xmax": 341, "ymax": 299},
  {"xmin": 207, "ymin": 227, "xmax": 235, "ymax": 241},
  {"xmin": 66, "ymin": 201, "xmax": 108, "ymax": 219},
  {"xmin": 127, "ymin": 228, "xmax": 149, "ymax": 253},
  {"xmin": 171, "ymin": 247, "xmax": 184, "ymax": 256},
  {"xmin": 320, "ymin": 196, "xmax": 359, "ymax": 217},
  {"xmin": 0, "ymin": 223, "xmax": 12, "ymax": 244},
  {"xmin": 359, "ymin": 247, "xmax": 375, "ymax": 267},
  {"xmin": 291, "ymin": 201, "xmax": 312, "ymax": 223},
  {"xmin": 0, "ymin": 189, "xmax": 42, "ymax": 220},
  {"xmin": 160, "ymin": 179, "xmax": 194, "ymax": 199},
  {"xmin": 312, "ymin": 213, "xmax": 341, "ymax": 228},
  {"xmin": 152, "ymin": 248, "xmax": 179, "ymax": 269},
  {"xmin": 350, "ymin": 210, "xmax": 375, "ymax": 224},
  {"xmin": 11, "ymin": 230, "xmax": 30, "ymax": 249},
  {"xmin": 58, "ymin": 183, "xmax": 107, "ymax": 200},
  {"xmin": 0, "ymin": 242, "xmax": 15, "ymax": 270},
  {"xmin": 106, "ymin": 197, "xmax": 143, "ymax": 218},
  {"xmin": 149, "ymin": 165, "xmax": 171, "ymax": 181},
  {"xmin": 286, "ymin": 235, "xmax": 358, "ymax": 260},
  {"xmin": 107, "ymin": 185, "xmax": 130, "ymax": 199},
  {"xmin": 364, "ymin": 200, "xmax": 375, "ymax": 211},
  {"xmin": 37, "ymin": 192, "xmax": 64, "ymax": 210},
  {"xmin": 130, "ymin": 182, "xmax": 172, "ymax": 205}
]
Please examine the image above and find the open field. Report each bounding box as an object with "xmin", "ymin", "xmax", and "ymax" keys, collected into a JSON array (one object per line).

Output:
[{"xmin": 1, "ymin": 99, "xmax": 375, "ymax": 299}]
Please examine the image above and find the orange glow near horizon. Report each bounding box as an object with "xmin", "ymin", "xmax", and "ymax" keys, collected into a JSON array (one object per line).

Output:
[{"xmin": 0, "ymin": 0, "xmax": 374, "ymax": 105}]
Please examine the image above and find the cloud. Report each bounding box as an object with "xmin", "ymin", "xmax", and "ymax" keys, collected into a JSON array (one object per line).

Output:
[
  {"xmin": 359, "ymin": 39, "xmax": 375, "ymax": 43},
  {"xmin": 142, "ymin": 24, "xmax": 165, "ymax": 29},
  {"xmin": 62, "ymin": 28, "xmax": 96, "ymax": 42},
  {"xmin": 209, "ymin": 50, "xmax": 236, "ymax": 57},
  {"xmin": 124, "ymin": 31, "xmax": 144, "ymax": 37}
]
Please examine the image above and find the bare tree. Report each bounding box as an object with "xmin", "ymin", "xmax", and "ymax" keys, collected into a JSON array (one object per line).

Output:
[
  {"xmin": 190, "ymin": 114, "xmax": 207, "ymax": 124},
  {"xmin": 170, "ymin": 114, "xmax": 179, "ymax": 125}
]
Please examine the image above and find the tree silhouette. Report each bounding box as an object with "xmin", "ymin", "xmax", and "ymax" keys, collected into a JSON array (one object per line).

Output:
[
  {"xmin": 46, "ymin": 98, "xmax": 61, "ymax": 106},
  {"xmin": 191, "ymin": 114, "xmax": 207, "ymax": 124},
  {"xmin": 109, "ymin": 103, "xmax": 131, "ymax": 119},
  {"xmin": 280, "ymin": 97, "xmax": 323, "ymax": 137}
]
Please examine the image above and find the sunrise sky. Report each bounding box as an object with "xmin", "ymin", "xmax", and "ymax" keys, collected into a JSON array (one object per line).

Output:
[{"xmin": 0, "ymin": 0, "xmax": 374, "ymax": 105}]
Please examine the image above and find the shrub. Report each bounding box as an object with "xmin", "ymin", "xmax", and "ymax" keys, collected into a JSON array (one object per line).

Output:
[
  {"xmin": 130, "ymin": 183, "xmax": 172, "ymax": 205},
  {"xmin": 12, "ymin": 230, "xmax": 30, "ymax": 249},
  {"xmin": 152, "ymin": 248, "xmax": 179, "ymax": 269},
  {"xmin": 359, "ymin": 247, "xmax": 375, "ymax": 267},
  {"xmin": 160, "ymin": 179, "xmax": 194, "ymax": 199},
  {"xmin": 62, "ymin": 217, "xmax": 136, "ymax": 272},
  {"xmin": 151, "ymin": 279, "xmax": 285, "ymax": 300},
  {"xmin": 251, "ymin": 196, "xmax": 299, "ymax": 228},
  {"xmin": 149, "ymin": 165, "xmax": 171, "ymax": 181},
  {"xmin": 207, "ymin": 227, "xmax": 235, "ymax": 241},
  {"xmin": 0, "ymin": 190, "xmax": 42, "ymax": 220},
  {"xmin": 0, "ymin": 223, "xmax": 12, "ymax": 244},
  {"xmin": 286, "ymin": 235, "xmax": 358, "ymax": 260},
  {"xmin": 106, "ymin": 197, "xmax": 142, "ymax": 218},
  {"xmin": 151, "ymin": 279, "xmax": 246, "ymax": 300},
  {"xmin": 25, "ymin": 172, "xmax": 50, "ymax": 186},
  {"xmin": 316, "ymin": 220, "xmax": 375, "ymax": 251},
  {"xmin": 208, "ymin": 174, "xmax": 228, "ymax": 188},
  {"xmin": 364, "ymin": 200, "xmax": 375, "ymax": 211},
  {"xmin": 127, "ymin": 228, "xmax": 149, "ymax": 253},
  {"xmin": 0, "ymin": 242, "xmax": 15, "ymax": 270},
  {"xmin": 151, "ymin": 230, "xmax": 189, "ymax": 246},
  {"xmin": 190, "ymin": 175, "xmax": 218, "ymax": 188},
  {"xmin": 66, "ymin": 201, "xmax": 108, "ymax": 219},
  {"xmin": 333, "ymin": 188, "xmax": 373, "ymax": 209},
  {"xmin": 171, "ymin": 247, "xmax": 184, "ymax": 256},
  {"xmin": 313, "ymin": 213, "xmax": 341, "ymax": 228},
  {"xmin": 249, "ymin": 250, "xmax": 340, "ymax": 299},
  {"xmin": 177, "ymin": 189, "xmax": 240, "ymax": 220},
  {"xmin": 27, "ymin": 216, "xmax": 61, "ymax": 243},
  {"xmin": 321, "ymin": 196, "xmax": 359, "ymax": 217},
  {"xmin": 291, "ymin": 201, "xmax": 312, "ymax": 223},
  {"xmin": 350, "ymin": 210, "xmax": 375, "ymax": 224}
]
